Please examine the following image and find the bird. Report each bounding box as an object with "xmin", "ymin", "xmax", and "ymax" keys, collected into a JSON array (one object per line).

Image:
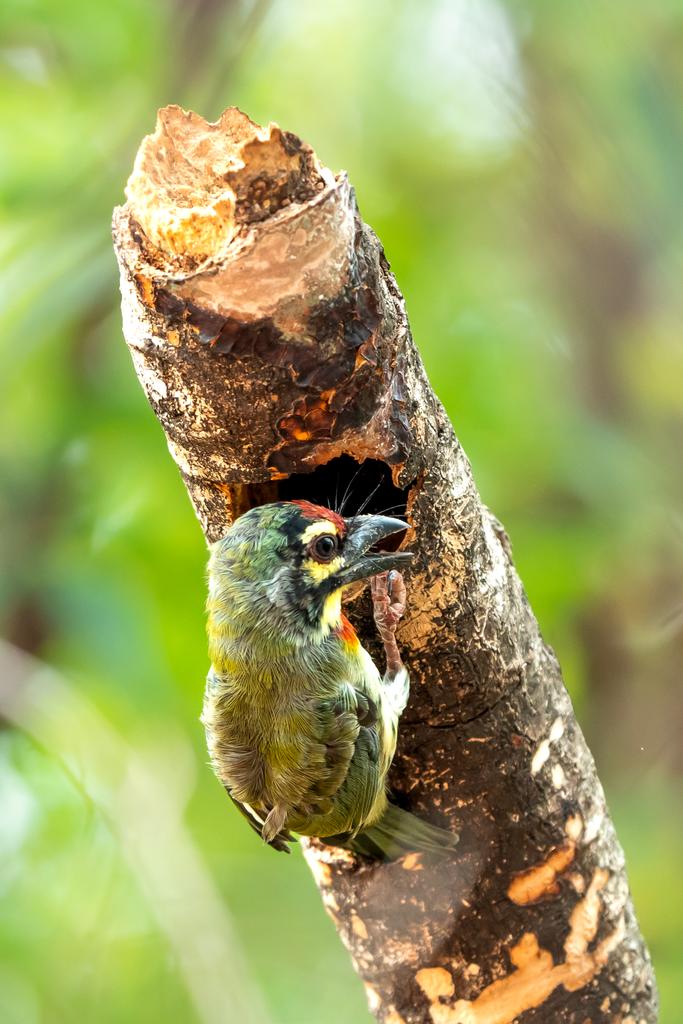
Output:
[{"xmin": 202, "ymin": 499, "xmax": 458, "ymax": 859}]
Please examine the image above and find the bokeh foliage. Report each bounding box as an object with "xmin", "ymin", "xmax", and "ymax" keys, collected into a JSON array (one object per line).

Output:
[{"xmin": 1, "ymin": 1, "xmax": 681, "ymax": 1021}]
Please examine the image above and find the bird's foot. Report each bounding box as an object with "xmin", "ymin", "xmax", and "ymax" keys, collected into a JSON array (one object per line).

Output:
[
  {"xmin": 371, "ymin": 570, "xmax": 406, "ymax": 634},
  {"xmin": 371, "ymin": 570, "xmax": 406, "ymax": 677}
]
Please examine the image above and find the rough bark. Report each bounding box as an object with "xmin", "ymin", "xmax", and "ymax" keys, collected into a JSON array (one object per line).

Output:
[{"xmin": 112, "ymin": 105, "xmax": 657, "ymax": 1024}]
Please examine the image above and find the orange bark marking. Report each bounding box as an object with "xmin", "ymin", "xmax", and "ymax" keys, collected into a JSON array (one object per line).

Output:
[
  {"xmin": 385, "ymin": 1012, "xmax": 408, "ymax": 1024},
  {"xmin": 306, "ymin": 856, "xmax": 332, "ymax": 887},
  {"xmin": 354, "ymin": 347, "xmax": 370, "ymax": 371},
  {"xmin": 135, "ymin": 273, "xmax": 155, "ymax": 306},
  {"xmin": 421, "ymin": 869, "xmax": 623, "ymax": 1024},
  {"xmin": 403, "ymin": 852, "xmax": 424, "ymax": 871},
  {"xmin": 507, "ymin": 842, "xmax": 576, "ymax": 905},
  {"xmin": 291, "ymin": 426, "xmax": 313, "ymax": 441},
  {"xmin": 416, "ymin": 967, "xmax": 455, "ymax": 1002}
]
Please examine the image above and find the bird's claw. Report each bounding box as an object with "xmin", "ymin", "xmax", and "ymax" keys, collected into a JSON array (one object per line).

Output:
[
  {"xmin": 371, "ymin": 570, "xmax": 407, "ymax": 636},
  {"xmin": 371, "ymin": 570, "xmax": 407, "ymax": 678}
]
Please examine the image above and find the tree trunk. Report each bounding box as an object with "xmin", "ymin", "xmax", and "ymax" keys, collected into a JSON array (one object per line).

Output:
[{"xmin": 112, "ymin": 105, "xmax": 657, "ymax": 1024}]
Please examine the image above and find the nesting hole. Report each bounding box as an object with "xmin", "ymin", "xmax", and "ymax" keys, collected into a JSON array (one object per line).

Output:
[
  {"xmin": 280, "ymin": 456, "xmax": 409, "ymax": 531},
  {"xmin": 226, "ymin": 456, "xmax": 411, "ymax": 547}
]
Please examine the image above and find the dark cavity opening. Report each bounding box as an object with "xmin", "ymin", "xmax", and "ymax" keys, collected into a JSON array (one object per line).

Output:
[
  {"xmin": 279, "ymin": 456, "xmax": 408, "ymax": 523},
  {"xmin": 229, "ymin": 456, "xmax": 411, "ymax": 543}
]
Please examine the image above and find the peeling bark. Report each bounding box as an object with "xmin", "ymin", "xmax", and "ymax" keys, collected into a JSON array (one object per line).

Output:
[{"xmin": 112, "ymin": 106, "xmax": 657, "ymax": 1024}]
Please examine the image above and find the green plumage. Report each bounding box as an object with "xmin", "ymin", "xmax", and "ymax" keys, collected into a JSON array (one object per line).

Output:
[{"xmin": 203, "ymin": 501, "xmax": 457, "ymax": 859}]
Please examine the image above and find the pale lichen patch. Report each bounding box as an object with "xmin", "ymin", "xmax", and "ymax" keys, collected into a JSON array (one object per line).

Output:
[
  {"xmin": 530, "ymin": 715, "xmax": 564, "ymax": 776},
  {"xmin": 583, "ymin": 809, "xmax": 605, "ymax": 844},
  {"xmin": 322, "ymin": 889, "xmax": 339, "ymax": 914},
  {"xmin": 364, "ymin": 984, "xmax": 380, "ymax": 1013},
  {"xmin": 567, "ymin": 872, "xmax": 586, "ymax": 894},
  {"xmin": 136, "ymin": 361, "xmax": 168, "ymax": 403},
  {"xmin": 384, "ymin": 938, "xmax": 421, "ymax": 968},
  {"xmin": 530, "ymin": 740, "xmax": 550, "ymax": 775},
  {"xmin": 564, "ymin": 868, "xmax": 609, "ymax": 962},
  {"xmin": 549, "ymin": 717, "xmax": 564, "ymax": 743},
  {"xmin": 303, "ymin": 850, "xmax": 333, "ymax": 887},
  {"xmin": 565, "ymin": 814, "xmax": 584, "ymax": 842}
]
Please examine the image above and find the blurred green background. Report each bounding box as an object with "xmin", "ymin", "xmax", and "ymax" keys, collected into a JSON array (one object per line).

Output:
[{"xmin": 1, "ymin": 0, "xmax": 682, "ymax": 1021}]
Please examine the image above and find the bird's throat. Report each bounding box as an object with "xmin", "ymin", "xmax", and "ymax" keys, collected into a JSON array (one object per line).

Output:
[{"xmin": 321, "ymin": 588, "xmax": 342, "ymax": 631}]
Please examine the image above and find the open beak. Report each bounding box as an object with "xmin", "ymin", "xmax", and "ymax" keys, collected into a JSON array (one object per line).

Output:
[{"xmin": 335, "ymin": 515, "xmax": 413, "ymax": 588}]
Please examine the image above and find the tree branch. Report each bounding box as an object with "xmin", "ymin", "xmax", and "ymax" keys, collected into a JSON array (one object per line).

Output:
[{"xmin": 112, "ymin": 105, "xmax": 657, "ymax": 1024}]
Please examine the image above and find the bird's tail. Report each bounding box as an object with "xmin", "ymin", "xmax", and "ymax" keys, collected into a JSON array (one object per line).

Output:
[{"xmin": 326, "ymin": 803, "xmax": 458, "ymax": 862}]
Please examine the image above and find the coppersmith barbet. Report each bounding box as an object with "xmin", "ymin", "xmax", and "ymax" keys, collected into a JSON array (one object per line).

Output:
[{"xmin": 203, "ymin": 500, "xmax": 457, "ymax": 858}]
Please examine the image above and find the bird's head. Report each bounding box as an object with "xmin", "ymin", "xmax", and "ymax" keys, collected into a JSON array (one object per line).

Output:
[{"xmin": 207, "ymin": 500, "xmax": 412, "ymax": 644}]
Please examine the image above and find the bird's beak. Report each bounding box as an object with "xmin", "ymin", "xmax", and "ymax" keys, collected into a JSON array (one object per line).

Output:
[{"xmin": 335, "ymin": 515, "xmax": 413, "ymax": 588}]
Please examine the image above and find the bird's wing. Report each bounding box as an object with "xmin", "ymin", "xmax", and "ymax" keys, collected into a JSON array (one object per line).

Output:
[
  {"xmin": 338, "ymin": 686, "xmax": 384, "ymax": 834},
  {"xmin": 292, "ymin": 682, "xmax": 383, "ymax": 838}
]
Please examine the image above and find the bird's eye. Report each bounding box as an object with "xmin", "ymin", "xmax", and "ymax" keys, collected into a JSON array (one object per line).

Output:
[{"xmin": 310, "ymin": 534, "xmax": 339, "ymax": 563}]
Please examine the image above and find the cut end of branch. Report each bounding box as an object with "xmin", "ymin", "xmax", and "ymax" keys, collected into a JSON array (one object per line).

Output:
[{"xmin": 125, "ymin": 104, "xmax": 327, "ymax": 267}]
